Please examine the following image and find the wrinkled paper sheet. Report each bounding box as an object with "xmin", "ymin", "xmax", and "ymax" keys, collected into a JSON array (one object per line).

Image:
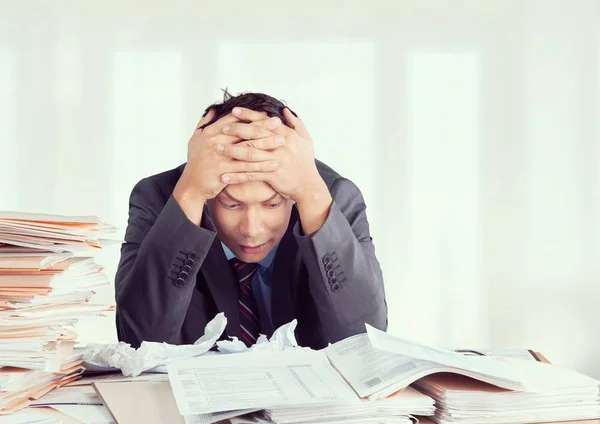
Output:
[
  {"xmin": 82, "ymin": 313, "xmax": 302, "ymax": 377},
  {"xmin": 82, "ymin": 313, "xmax": 227, "ymax": 376},
  {"xmin": 216, "ymin": 318, "xmax": 301, "ymax": 353}
]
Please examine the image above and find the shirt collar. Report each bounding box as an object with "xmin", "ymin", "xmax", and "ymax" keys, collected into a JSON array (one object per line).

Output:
[{"xmin": 221, "ymin": 242, "xmax": 278, "ymax": 268}]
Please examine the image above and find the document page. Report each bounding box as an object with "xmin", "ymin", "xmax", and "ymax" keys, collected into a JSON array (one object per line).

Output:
[
  {"xmin": 455, "ymin": 348, "xmax": 540, "ymax": 361},
  {"xmin": 184, "ymin": 408, "xmax": 258, "ymax": 424},
  {"xmin": 366, "ymin": 325, "xmax": 527, "ymax": 391},
  {"xmin": 326, "ymin": 332, "xmax": 429, "ymax": 399},
  {"xmin": 167, "ymin": 350, "xmax": 357, "ymax": 416},
  {"xmin": 49, "ymin": 404, "xmax": 114, "ymax": 424},
  {"xmin": 66, "ymin": 372, "xmax": 169, "ymax": 386},
  {"xmin": 30, "ymin": 385, "xmax": 102, "ymax": 406}
]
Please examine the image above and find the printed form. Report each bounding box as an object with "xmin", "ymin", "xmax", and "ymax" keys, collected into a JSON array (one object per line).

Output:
[{"xmin": 167, "ymin": 349, "xmax": 357, "ymax": 416}]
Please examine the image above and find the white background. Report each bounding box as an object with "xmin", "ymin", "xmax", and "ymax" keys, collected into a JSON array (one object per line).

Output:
[{"xmin": 1, "ymin": 0, "xmax": 599, "ymax": 378}]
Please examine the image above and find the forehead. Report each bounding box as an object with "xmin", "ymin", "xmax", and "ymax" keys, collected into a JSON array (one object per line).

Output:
[{"xmin": 219, "ymin": 182, "xmax": 278, "ymax": 203}]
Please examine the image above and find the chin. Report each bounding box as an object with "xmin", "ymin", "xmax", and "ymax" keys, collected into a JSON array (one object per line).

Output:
[{"xmin": 238, "ymin": 253, "xmax": 267, "ymax": 263}]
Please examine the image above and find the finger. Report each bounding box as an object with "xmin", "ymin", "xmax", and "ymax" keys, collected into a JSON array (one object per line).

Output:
[
  {"xmin": 231, "ymin": 115, "xmax": 281, "ymax": 130},
  {"xmin": 227, "ymin": 159, "xmax": 278, "ymax": 174},
  {"xmin": 252, "ymin": 116, "xmax": 282, "ymax": 131},
  {"xmin": 210, "ymin": 133, "xmax": 243, "ymax": 144},
  {"xmin": 217, "ymin": 143, "xmax": 275, "ymax": 162},
  {"xmin": 237, "ymin": 134, "xmax": 285, "ymax": 151},
  {"xmin": 271, "ymin": 123, "xmax": 295, "ymax": 138},
  {"xmin": 203, "ymin": 112, "xmax": 281, "ymax": 136},
  {"xmin": 222, "ymin": 171, "xmax": 272, "ymax": 185},
  {"xmin": 223, "ymin": 122, "xmax": 276, "ymax": 140},
  {"xmin": 202, "ymin": 113, "xmax": 243, "ymax": 135},
  {"xmin": 232, "ymin": 107, "xmax": 275, "ymax": 122},
  {"xmin": 202, "ymin": 111, "xmax": 268, "ymax": 136},
  {"xmin": 196, "ymin": 108, "xmax": 216, "ymax": 129},
  {"xmin": 283, "ymin": 108, "xmax": 311, "ymax": 139}
]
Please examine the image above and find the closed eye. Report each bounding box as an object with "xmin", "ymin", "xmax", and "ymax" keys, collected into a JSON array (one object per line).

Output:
[
  {"xmin": 264, "ymin": 201, "xmax": 283, "ymax": 209},
  {"xmin": 220, "ymin": 201, "xmax": 241, "ymax": 210}
]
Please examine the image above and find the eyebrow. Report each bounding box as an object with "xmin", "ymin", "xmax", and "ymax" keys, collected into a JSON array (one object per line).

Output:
[{"xmin": 221, "ymin": 189, "xmax": 281, "ymax": 204}]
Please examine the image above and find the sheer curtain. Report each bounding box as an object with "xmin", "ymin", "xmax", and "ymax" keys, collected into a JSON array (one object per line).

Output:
[{"xmin": 1, "ymin": 0, "xmax": 598, "ymax": 378}]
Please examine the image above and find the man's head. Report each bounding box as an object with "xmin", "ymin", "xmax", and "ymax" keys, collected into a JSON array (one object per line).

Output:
[
  {"xmin": 203, "ymin": 91, "xmax": 297, "ymax": 263},
  {"xmin": 199, "ymin": 90, "xmax": 298, "ymax": 129}
]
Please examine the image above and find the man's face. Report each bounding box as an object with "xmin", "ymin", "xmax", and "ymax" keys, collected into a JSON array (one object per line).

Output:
[{"xmin": 207, "ymin": 182, "xmax": 294, "ymax": 263}]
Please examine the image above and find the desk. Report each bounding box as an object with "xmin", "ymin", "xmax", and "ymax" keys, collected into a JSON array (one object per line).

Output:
[
  {"xmin": 417, "ymin": 419, "xmax": 600, "ymax": 424},
  {"xmin": 16, "ymin": 407, "xmax": 600, "ymax": 424},
  {"xmin": 12, "ymin": 381, "xmax": 600, "ymax": 424}
]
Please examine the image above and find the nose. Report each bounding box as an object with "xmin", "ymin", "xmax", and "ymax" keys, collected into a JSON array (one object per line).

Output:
[{"xmin": 239, "ymin": 208, "xmax": 263, "ymax": 240}]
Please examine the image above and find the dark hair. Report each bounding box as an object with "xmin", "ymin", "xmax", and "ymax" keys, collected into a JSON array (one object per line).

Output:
[{"xmin": 199, "ymin": 89, "xmax": 298, "ymax": 129}]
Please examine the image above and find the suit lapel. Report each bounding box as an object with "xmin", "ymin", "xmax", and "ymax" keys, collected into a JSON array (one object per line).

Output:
[
  {"xmin": 271, "ymin": 207, "xmax": 300, "ymax": 330},
  {"xmin": 200, "ymin": 217, "xmax": 241, "ymax": 339}
]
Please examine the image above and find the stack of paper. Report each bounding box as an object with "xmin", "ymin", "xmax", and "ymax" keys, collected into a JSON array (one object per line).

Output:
[
  {"xmin": 414, "ymin": 359, "xmax": 600, "ymax": 424},
  {"xmin": 330, "ymin": 324, "xmax": 600, "ymax": 424},
  {"xmin": 1, "ymin": 407, "xmax": 65, "ymax": 424},
  {"xmin": 0, "ymin": 211, "xmax": 116, "ymax": 414},
  {"xmin": 30, "ymin": 385, "xmax": 114, "ymax": 423},
  {"xmin": 0, "ymin": 211, "xmax": 117, "ymax": 254},
  {"xmin": 325, "ymin": 326, "xmax": 528, "ymax": 402},
  {"xmin": 263, "ymin": 386, "xmax": 434, "ymax": 423},
  {"xmin": 452, "ymin": 348, "xmax": 550, "ymax": 363},
  {"xmin": 167, "ymin": 347, "xmax": 436, "ymax": 424},
  {"xmin": 232, "ymin": 410, "xmax": 419, "ymax": 424},
  {"xmin": 167, "ymin": 350, "xmax": 358, "ymax": 417}
]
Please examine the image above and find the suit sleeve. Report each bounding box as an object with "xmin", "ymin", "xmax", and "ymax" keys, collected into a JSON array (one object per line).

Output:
[
  {"xmin": 114, "ymin": 177, "xmax": 216, "ymax": 347},
  {"xmin": 293, "ymin": 177, "xmax": 387, "ymax": 342}
]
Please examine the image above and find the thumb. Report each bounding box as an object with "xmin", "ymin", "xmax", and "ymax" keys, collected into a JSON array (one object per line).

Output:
[
  {"xmin": 283, "ymin": 108, "xmax": 311, "ymax": 140},
  {"xmin": 196, "ymin": 108, "xmax": 216, "ymax": 130}
]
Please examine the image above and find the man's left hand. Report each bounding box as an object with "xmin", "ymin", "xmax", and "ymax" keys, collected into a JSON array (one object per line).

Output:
[{"xmin": 219, "ymin": 108, "xmax": 328, "ymax": 204}]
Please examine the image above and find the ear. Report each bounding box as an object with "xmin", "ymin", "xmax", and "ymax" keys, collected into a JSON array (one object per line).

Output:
[{"xmin": 196, "ymin": 108, "xmax": 216, "ymax": 130}]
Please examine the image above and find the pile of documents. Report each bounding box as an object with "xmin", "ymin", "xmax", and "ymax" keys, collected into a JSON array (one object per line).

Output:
[
  {"xmin": 324, "ymin": 325, "xmax": 528, "ymax": 402},
  {"xmin": 326, "ymin": 325, "xmax": 600, "ymax": 424},
  {"xmin": 114, "ymin": 317, "xmax": 585, "ymax": 424},
  {"xmin": 0, "ymin": 211, "xmax": 116, "ymax": 414},
  {"xmin": 166, "ymin": 348, "xmax": 436, "ymax": 424},
  {"xmin": 261, "ymin": 386, "xmax": 435, "ymax": 424},
  {"xmin": 414, "ymin": 360, "xmax": 600, "ymax": 424},
  {"xmin": 4, "ymin": 310, "xmax": 599, "ymax": 424}
]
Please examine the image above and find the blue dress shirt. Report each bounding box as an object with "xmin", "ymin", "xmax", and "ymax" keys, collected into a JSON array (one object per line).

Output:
[{"xmin": 222, "ymin": 242, "xmax": 278, "ymax": 336}]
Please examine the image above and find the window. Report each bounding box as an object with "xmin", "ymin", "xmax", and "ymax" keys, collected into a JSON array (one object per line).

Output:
[
  {"xmin": 401, "ymin": 51, "xmax": 483, "ymax": 345},
  {"xmin": 110, "ymin": 52, "xmax": 186, "ymax": 232},
  {"xmin": 0, "ymin": 50, "xmax": 17, "ymax": 210}
]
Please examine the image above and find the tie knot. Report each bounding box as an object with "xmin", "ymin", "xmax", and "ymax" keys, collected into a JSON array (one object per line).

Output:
[{"xmin": 230, "ymin": 259, "xmax": 259, "ymax": 287}]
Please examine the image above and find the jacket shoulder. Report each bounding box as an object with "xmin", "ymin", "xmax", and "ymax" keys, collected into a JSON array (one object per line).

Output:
[
  {"xmin": 315, "ymin": 159, "xmax": 345, "ymax": 189},
  {"xmin": 133, "ymin": 164, "xmax": 185, "ymax": 203}
]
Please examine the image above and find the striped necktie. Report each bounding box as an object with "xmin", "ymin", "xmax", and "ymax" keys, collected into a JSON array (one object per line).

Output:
[{"xmin": 230, "ymin": 259, "xmax": 261, "ymax": 346}]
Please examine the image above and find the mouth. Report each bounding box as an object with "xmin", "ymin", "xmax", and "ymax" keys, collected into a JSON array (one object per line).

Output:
[{"xmin": 239, "ymin": 243, "xmax": 267, "ymax": 254}]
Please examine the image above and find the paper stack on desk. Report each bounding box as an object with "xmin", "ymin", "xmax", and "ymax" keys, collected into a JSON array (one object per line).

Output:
[
  {"xmin": 414, "ymin": 360, "xmax": 600, "ymax": 424},
  {"xmin": 261, "ymin": 386, "xmax": 434, "ymax": 424},
  {"xmin": 326, "ymin": 324, "xmax": 600, "ymax": 424},
  {"xmin": 11, "ymin": 310, "xmax": 598, "ymax": 424},
  {"xmin": 166, "ymin": 338, "xmax": 436, "ymax": 424},
  {"xmin": 0, "ymin": 211, "xmax": 117, "ymax": 415},
  {"xmin": 167, "ymin": 349, "xmax": 359, "ymax": 417},
  {"xmin": 324, "ymin": 325, "xmax": 528, "ymax": 403}
]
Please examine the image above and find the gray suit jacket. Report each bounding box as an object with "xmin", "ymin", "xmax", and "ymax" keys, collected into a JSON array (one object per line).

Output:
[{"xmin": 115, "ymin": 160, "xmax": 387, "ymax": 349}]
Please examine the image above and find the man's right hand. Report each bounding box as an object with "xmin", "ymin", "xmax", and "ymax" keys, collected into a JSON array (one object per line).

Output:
[{"xmin": 173, "ymin": 107, "xmax": 283, "ymax": 225}]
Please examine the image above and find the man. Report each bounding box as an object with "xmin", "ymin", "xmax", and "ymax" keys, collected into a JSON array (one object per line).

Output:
[{"xmin": 115, "ymin": 91, "xmax": 387, "ymax": 349}]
